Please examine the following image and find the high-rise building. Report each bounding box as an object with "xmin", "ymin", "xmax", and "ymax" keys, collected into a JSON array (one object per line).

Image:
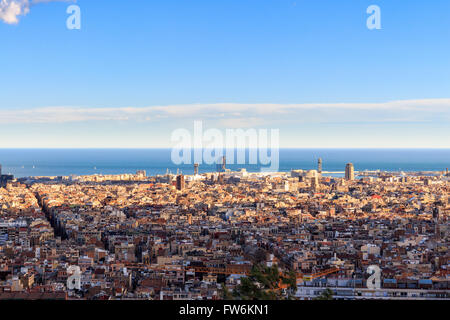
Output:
[
  {"xmin": 318, "ymin": 158, "xmax": 322, "ymax": 174},
  {"xmin": 345, "ymin": 163, "xmax": 355, "ymax": 181},
  {"xmin": 194, "ymin": 163, "xmax": 199, "ymax": 176},
  {"xmin": 216, "ymin": 156, "xmax": 226, "ymax": 172},
  {"xmin": 222, "ymin": 156, "xmax": 226, "ymax": 171},
  {"xmin": 433, "ymin": 206, "xmax": 441, "ymax": 240},
  {"xmin": 176, "ymin": 174, "xmax": 185, "ymax": 191}
]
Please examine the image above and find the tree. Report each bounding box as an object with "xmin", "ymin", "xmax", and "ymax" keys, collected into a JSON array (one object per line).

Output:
[
  {"xmin": 253, "ymin": 248, "xmax": 267, "ymax": 264},
  {"xmin": 221, "ymin": 283, "xmax": 234, "ymax": 300},
  {"xmin": 314, "ymin": 288, "xmax": 334, "ymax": 300},
  {"xmin": 231, "ymin": 264, "xmax": 296, "ymax": 300},
  {"xmin": 281, "ymin": 270, "xmax": 298, "ymax": 298}
]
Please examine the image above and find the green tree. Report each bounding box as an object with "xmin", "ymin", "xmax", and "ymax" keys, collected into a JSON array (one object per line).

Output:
[
  {"xmin": 221, "ymin": 283, "xmax": 234, "ymax": 300},
  {"xmin": 232, "ymin": 264, "xmax": 296, "ymax": 300},
  {"xmin": 253, "ymin": 248, "xmax": 267, "ymax": 264},
  {"xmin": 281, "ymin": 270, "xmax": 298, "ymax": 298},
  {"xmin": 314, "ymin": 288, "xmax": 334, "ymax": 300}
]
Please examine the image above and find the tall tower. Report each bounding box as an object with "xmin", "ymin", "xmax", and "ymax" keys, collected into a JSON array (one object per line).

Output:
[
  {"xmin": 0, "ymin": 164, "xmax": 2, "ymax": 176},
  {"xmin": 176, "ymin": 174, "xmax": 185, "ymax": 191},
  {"xmin": 318, "ymin": 158, "xmax": 322, "ymax": 174},
  {"xmin": 217, "ymin": 156, "xmax": 226, "ymax": 172},
  {"xmin": 433, "ymin": 206, "xmax": 441, "ymax": 240},
  {"xmin": 194, "ymin": 163, "xmax": 199, "ymax": 176},
  {"xmin": 345, "ymin": 163, "xmax": 355, "ymax": 181}
]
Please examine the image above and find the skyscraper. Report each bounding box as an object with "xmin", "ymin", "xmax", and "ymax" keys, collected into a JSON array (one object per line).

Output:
[
  {"xmin": 216, "ymin": 156, "xmax": 226, "ymax": 172},
  {"xmin": 0, "ymin": 164, "xmax": 13, "ymax": 188},
  {"xmin": 176, "ymin": 174, "xmax": 185, "ymax": 191},
  {"xmin": 222, "ymin": 156, "xmax": 226, "ymax": 171},
  {"xmin": 345, "ymin": 163, "xmax": 355, "ymax": 181},
  {"xmin": 433, "ymin": 206, "xmax": 441, "ymax": 240},
  {"xmin": 318, "ymin": 158, "xmax": 322, "ymax": 174},
  {"xmin": 194, "ymin": 163, "xmax": 199, "ymax": 176}
]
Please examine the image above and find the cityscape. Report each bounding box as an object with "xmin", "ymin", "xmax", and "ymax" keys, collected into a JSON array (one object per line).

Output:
[
  {"xmin": 1, "ymin": 0, "xmax": 449, "ymax": 310},
  {"xmin": 0, "ymin": 159, "xmax": 448, "ymax": 300}
]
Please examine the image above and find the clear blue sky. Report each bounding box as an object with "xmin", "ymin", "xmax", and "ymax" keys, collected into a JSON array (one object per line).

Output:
[{"xmin": 0, "ymin": 0, "xmax": 449, "ymax": 148}]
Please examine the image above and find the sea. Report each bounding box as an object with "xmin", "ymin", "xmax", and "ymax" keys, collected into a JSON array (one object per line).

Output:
[{"xmin": 0, "ymin": 149, "xmax": 448, "ymax": 178}]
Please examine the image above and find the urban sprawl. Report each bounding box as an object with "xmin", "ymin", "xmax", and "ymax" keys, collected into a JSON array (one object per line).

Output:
[{"xmin": 0, "ymin": 160, "xmax": 449, "ymax": 300}]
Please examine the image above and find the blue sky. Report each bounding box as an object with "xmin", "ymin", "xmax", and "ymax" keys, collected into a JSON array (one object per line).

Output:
[{"xmin": 0, "ymin": 0, "xmax": 449, "ymax": 148}]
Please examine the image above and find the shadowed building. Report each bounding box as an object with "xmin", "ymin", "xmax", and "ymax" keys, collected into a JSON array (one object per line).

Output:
[
  {"xmin": 176, "ymin": 174, "xmax": 185, "ymax": 191},
  {"xmin": 345, "ymin": 163, "xmax": 355, "ymax": 181},
  {"xmin": 0, "ymin": 164, "xmax": 14, "ymax": 188}
]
